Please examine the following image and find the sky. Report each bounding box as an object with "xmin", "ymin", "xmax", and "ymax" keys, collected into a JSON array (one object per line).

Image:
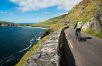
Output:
[{"xmin": 0, "ymin": 0, "xmax": 82, "ymax": 23}]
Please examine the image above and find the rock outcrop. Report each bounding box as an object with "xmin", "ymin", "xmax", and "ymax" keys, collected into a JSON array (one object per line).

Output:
[
  {"xmin": 25, "ymin": 30, "xmax": 61, "ymax": 66},
  {"xmin": 82, "ymin": 10, "xmax": 102, "ymax": 33}
]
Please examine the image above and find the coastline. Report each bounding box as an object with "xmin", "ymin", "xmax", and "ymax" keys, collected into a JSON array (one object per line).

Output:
[
  {"xmin": 16, "ymin": 29, "xmax": 61, "ymax": 66},
  {"xmin": 16, "ymin": 28, "xmax": 51, "ymax": 66},
  {"xmin": 16, "ymin": 23, "xmax": 64, "ymax": 66},
  {"xmin": 32, "ymin": 27, "xmax": 48, "ymax": 29},
  {"xmin": 0, "ymin": 26, "xmax": 49, "ymax": 66}
]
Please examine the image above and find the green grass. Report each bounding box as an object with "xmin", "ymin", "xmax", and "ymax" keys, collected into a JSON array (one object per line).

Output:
[
  {"xmin": 65, "ymin": 0, "xmax": 102, "ymax": 25},
  {"xmin": 95, "ymin": 33, "xmax": 102, "ymax": 39},
  {"xmin": 83, "ymin": 28, "xmax": 102, "ymax": 39},
  {"xmin": 32, "ymin": 14, "xmax": 66, "ymax": 28}
]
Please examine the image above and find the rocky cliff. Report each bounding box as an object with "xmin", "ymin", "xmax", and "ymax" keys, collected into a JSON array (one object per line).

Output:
[{"xmin": 82, "ymin": 10, "xmax": 102, "ymax": 33}]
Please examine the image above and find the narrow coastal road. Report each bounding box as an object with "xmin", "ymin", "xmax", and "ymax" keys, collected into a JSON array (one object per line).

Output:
[{"xmin": 65, "ymin": 28, "xmax": 102, "ymax": 66}]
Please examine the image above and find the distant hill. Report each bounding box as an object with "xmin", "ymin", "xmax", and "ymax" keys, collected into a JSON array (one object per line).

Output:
[
  {"xmin": 0, "ymin": 21, "xmax": 16, "ymax": 24},
  {"xmin": 32, "ymin": 14, "xmax": 67, "ymax": 31},
  {"xmin": 0, "ymin": 21, "xmax": 18, "ymax": 26},
  {"xmin": 0, "ymin": 21, "xmax": 32, "ymax": 26}
]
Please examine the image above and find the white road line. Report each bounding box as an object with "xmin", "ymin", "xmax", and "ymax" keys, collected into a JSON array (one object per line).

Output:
[{"xmin": 68, "ymin": 40, "xmax": 74, "ymax": 49}]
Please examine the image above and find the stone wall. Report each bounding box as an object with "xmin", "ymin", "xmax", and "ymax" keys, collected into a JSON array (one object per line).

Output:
[{"xmin": 25, "ymin": 30, "xmax": 61, "ymax": 66}]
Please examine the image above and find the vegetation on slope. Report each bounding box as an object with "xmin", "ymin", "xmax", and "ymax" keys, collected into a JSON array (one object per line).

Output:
[
  {"xmin": 32, "ymin": 14, "xmax": 67, "ymax": 31},
  {"xmin": 95, "ymin": 33, "xmax": 102, "ymax": 39},
  {"xmin": 65, "ymin": 0, "xmax": 102, "ymax": 24},
  {"xmin": 64, "ymin": 0, "xmax": 102, "ymax": 38}
]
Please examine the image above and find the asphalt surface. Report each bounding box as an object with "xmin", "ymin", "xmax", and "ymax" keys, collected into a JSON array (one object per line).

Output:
[{"xmin": 65, "ymin": 28, "xmax": 102, "ymax": 66}]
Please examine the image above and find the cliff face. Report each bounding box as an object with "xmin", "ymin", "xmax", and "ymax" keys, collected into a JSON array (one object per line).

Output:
[
  {"xmin": 83, "ymin": 10, "xmax": 102, "ymax": 33},
  {"xmin": 91, "ymin": 10, "xmax": 102, "ymax": 32},
  {"xmin": 63, "ymin": 0, "xmax": 102, "ymax": 37}
]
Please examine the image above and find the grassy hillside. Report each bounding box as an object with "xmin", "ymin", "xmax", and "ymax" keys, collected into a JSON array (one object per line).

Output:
[
  {"xmin": 64, "ymin": 0, "xmax": 102, "ymax": 24},
  {"xmin": 32, "ymin": 0, "xmax": 102, "ymax": 37},
  {"xmin": 63, "ymin": 0, "xmax": 102, "ymax": 38},
  {"xmin": 32, "ymin": 14, "xmax": 67, "ymax": 31}
]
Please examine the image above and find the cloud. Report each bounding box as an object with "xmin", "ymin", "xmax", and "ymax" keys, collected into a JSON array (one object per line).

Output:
[{"xmin": 10, "ymin": 0, "xmax": 82, "ymax": 12}]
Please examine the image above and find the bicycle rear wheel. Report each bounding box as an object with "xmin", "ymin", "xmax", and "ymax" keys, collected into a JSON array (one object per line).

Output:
[{"xmin": 77, "ymin": 31, "xmax": 81, "ymax": 41}]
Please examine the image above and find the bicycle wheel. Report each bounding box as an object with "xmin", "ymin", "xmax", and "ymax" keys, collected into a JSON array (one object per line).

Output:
[{"xmin": 77, "ymin": 31, "xmax": 81, "ymax": 41}]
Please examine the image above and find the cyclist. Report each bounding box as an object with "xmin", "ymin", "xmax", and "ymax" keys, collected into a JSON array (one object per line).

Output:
[{"xmin": 74, "ymin": 21, "xmax": 83, "ymax": 41}]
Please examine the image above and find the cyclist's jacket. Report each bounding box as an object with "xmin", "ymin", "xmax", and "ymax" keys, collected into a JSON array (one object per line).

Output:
[
  {"xmin": 77, "ymin": 21, "xmax": 83, "ymax": 28},
  {"xmin": 74, "ymin": 21, "xmax": 83, "ymax": 29}
]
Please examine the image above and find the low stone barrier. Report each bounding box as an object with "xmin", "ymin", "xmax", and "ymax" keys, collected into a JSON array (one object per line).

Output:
[{"xmin": 25, "ymin": 30, "xmax": 61, "ymax": 66}]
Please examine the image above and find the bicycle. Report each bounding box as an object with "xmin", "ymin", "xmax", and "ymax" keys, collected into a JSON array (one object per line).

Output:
[{"xmin": 75, "ymin": 29, "xmax": 81, "ymax": 41}]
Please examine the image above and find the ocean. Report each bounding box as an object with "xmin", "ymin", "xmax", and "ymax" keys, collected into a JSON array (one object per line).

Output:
[{"xmin": 0, "ymin": 26, "xmax": 47, "ymax": 66}]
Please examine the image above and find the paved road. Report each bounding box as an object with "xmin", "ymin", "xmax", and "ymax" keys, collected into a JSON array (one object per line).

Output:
[{"xmin": 65, "ymin": 28, "xmax": 102, "ymax": 66}]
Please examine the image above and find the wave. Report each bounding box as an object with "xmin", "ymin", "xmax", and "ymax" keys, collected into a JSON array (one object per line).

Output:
[
  {"xmin": 0, "ymin": 53, "xmax": 16, "ymax": 66},
  {"xmin": 0, "ymin": 31, "xmax": 43, "ymax": 66},
  {"xmin": 0, "ymin": 43, "xmax": 33, "ymax": 66}
]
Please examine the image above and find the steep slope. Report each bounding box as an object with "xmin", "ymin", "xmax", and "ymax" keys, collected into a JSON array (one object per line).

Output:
[
  {"xmin": 32, "ymin": 0, "xmax": 102, "ymax": 38},
  {"xmin": 64, "ymin": 0, "xmax": 102, "ymax": 24},
  {"xmin": 63, "ymin": 0, "xmax": 102, "ymax": 38}
]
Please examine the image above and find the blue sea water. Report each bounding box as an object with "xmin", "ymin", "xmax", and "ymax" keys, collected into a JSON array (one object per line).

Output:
[{"xmin": 0, "ymin": 26, "xmax": 47, "ymax": 66}]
